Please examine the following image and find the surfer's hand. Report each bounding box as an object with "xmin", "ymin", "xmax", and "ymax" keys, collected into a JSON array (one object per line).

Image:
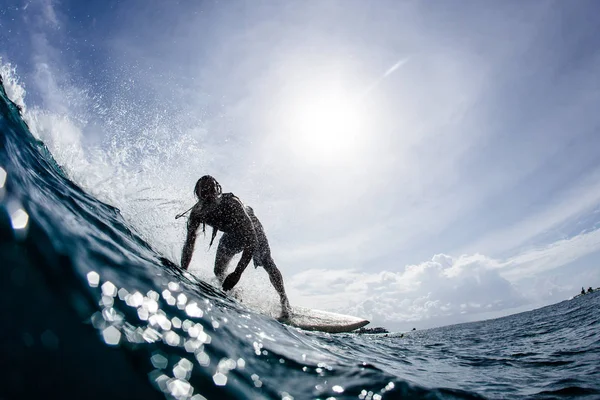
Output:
[{"xmin": 222, "ymin": 271, "xmax": 242, "ymax": 291}]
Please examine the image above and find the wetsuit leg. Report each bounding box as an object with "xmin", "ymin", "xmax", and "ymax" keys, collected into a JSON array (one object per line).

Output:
[
  {"xmin": 262, "ymin": 257, "xmax": 291, "ymax": 313},
  {"xmin": 214, "ymin": 233, "xmax": 243, "ymax": 284},
  {"xmin": 248, "ymin": 212, "xmax": 291, "ymax": 315}
]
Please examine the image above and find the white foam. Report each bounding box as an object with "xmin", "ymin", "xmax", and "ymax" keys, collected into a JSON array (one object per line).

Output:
[
  {"xmin": 0, "ymin": 59, "xmax": 27, "ymax": 111},
  {"xmin": 0, "ymin": 58, "xmax": 284, "ymax": 314}
]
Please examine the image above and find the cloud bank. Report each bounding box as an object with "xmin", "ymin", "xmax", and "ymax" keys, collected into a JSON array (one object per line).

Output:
[
  {"xmin": 288, "ymin": 254, "xmax": 524, "ymax": 330},
  {"xmin": 287, "ymin": 226, "xmax": 600, "ymax": 331}
]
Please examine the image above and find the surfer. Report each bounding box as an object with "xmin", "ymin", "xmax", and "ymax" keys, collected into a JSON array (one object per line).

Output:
[{"xmin": 179, "ymin": 175, "xmax": 292, "ymax": 318}]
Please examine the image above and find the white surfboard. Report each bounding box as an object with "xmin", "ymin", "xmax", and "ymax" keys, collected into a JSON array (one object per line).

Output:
[
  {"xmin": 280, "ymin": 306, "xmax": 369, "ymax": 333},
  {"xmin": 193, "ymin": 275, "xmax": 369, "ymax": 333}
]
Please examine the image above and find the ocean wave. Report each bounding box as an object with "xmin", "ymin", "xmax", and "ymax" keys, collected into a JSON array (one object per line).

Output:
[{"xmin": 2, "ymin": 67, "xmax": 599, "ymax": 399}]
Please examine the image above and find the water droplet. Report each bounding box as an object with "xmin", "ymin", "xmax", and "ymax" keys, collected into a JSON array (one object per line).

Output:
[
  {"xmin": 163, "ymin": 331, "xmax": 181, "ymax": 346},
  {"xmin": 10, "ymin": 208, "xmax": 28, "ymax": 230},
  {"xmin": 173, "ymin": 358, "xmax": 193, "ymax": 380},
  {"xmin": 184, "ymin": 338, "xmax": 203, "ymax": 353},
  {"xmin": 102, "ymin": 326, "xmax": 121, "ymax": 345},
  {"xmin": 101, "ymin": 295, "xmax": 114, "ymax": 307},
  {"xmin": 117, "ymin": 288, "xmax": 129, "ymax": 300},
  {"xmin": 91, "ymin": 312, "xmax": 107, "ymax": 329},
  {"xmin": 196, "ymin": 351, "xmax": 210, "ymax": 367},
  {"xmin": 185, "ymin": 302, "xmax": 203, "ymax": 318},
  {"xmin": 142, "ymin": 327, "xmax": 161, "ymax": 343},
  {"xmin": 217, "ymin": 358, "xmax": 236, "ymax": 372},
  {"xmin": 177, "ymin": 293, "xmax": 188, "ymax": 309},
  {"xmin": 0, "ymin": 167, "xmax": 6, "ymax": 187},
  {"xmin": 147, "ymin": 290, "xmax": 159, "ymax": 301},
  {"xmin": 151, "ymin": 352, "xmax": 168, "ymax": 369},
  {"xmin": 126, "ymin": 291, "xmax": 144, "ymax": 307},
  {"xmin": 102, "ymin": 307, "xmax": 122, "ymax": 323},
  {"xmin": 143, "ymin": 297, "xmax": 159, "ymax": 313},
  {"xmin": 138, "ymin": 307, "xmax": 149, "ymax": 321},
  {"xmin": 182, "ymin": 319, "xmax": 193, "ymax": 331},
  {"xmin": 212, "ymin": 372, "xmax": 227, "ymax": 386},
  {"xmin": 152, "ymin": 373, "xmax": 170, "ymax": 392},
  {"xmin": 87, "ymin": 271, "xmax": 100, "ymax": 287},
  {"xmin": 332, "ymin": 385, "xmax": 344, "ymax": 393},
  {"xmin": 101, "ymin": 281, "xmax": 117, "ymax": 297},
  {"xmin": 149, "ymin": 313, "xmax": 172, "ymax": 331},
  {"xmin": 251, "ymin": 374, "xmax": 263, "ymax": 388},
  {"xmin": 168, "ymin": 379, "xmax": 192, "ymax": 397}
]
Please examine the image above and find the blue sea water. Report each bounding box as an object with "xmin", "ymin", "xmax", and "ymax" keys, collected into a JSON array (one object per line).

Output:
[{"xmin": 1, "ymin": 76, "xmax": 599, "ymax": 400}]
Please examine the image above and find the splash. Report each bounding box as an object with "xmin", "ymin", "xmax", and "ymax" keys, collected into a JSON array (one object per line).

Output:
[{"xmin": 0, "ymin": 57, "xmax": 283, "ymax": 313}]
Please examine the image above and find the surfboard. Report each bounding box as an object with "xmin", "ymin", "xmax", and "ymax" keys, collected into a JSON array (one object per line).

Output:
[
  {"xmin": 280, "ymin": 306, "xmax": 369, "ymax": 333},
  {"xmin": 158, "ymin": 258, "xmax": 368, "ymax": 333}
]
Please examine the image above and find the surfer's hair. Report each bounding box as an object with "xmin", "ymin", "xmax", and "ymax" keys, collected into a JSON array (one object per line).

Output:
[
  {"xmin": 194, "ymin": 175, "xmax": 222, "ymax": 200},
  {"xmin": 194, "ymin": 175, "xmax": 222, "ymax": 249}
]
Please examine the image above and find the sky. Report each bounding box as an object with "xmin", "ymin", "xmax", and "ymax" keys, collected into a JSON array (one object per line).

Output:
[{"xmin": 1, "ymin": 0, "xmax": 600, "ymax": 330}]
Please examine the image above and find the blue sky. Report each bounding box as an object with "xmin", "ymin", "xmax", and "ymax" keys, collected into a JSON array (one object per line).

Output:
[{"xmin": 1, "ymin": 0, "xmax": 600, "ymax": 330}]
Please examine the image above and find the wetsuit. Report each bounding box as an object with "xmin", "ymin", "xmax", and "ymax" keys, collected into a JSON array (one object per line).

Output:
[{"xmin": 184, "ymin": 193, "xmax": 290, "ymax": 316}]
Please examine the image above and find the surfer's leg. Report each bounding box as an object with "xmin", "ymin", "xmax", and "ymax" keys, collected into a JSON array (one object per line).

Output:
[
  {"xmin": 214, "ymin": 249, "xmax": 233, "ymax": 284},
  {"xmin": 263, "ymin": 258, "xmax": 291, "ymax": 317},
  {"xmin": 214, "ymin": 234, "xmax": 240, "ymax": 284},
  {"xmin": 249, "ymin": 213, "xmax": 291, "ymax": 317}
]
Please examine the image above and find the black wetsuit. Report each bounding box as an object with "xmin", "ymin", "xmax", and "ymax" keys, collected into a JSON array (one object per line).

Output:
[
  {"xmin": 203, "ymin": 193, "xmax": 276, "ymax": 271},
  {"xmin": 185, "ymin": 192, "xmax": 290, "ymax": 316}
]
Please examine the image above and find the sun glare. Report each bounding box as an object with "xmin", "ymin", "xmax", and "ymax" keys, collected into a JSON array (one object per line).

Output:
[{"xmin": 287, "ymin": 91, "xmax": 363, "ymax": 164}]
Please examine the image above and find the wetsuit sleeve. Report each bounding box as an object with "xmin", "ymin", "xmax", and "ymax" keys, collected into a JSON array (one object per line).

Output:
[{"xmin": 181, "ymin": 205, "xmax": 202, "ymax": 270}]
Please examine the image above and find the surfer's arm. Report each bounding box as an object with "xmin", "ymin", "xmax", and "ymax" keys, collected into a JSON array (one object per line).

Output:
[
  {"xmin": 181, "ymin": 209, "xmax": 202, "ymax": 270},
  {"xmin": 222, "ymin": 202, "xmax": 258, "ymax": 291}
]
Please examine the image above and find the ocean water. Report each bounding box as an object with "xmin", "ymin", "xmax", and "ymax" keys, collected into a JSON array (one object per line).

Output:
[{"xmin": 1, "ymin": 73, "xmax": 600, "ymax": 400}]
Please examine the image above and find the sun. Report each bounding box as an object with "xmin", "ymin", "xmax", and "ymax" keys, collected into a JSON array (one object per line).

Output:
[{"xmin": 286, "ymin": 91, "xmax": 364, "ymax": 165}]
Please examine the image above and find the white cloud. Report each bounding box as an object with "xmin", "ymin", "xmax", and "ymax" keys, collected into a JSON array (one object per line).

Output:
[
  {"xmin": 287, "ymin": 227, "xmax": 600, "ymax": 330},
  {"xmin": 463, "ymin": 166, "xmax": 600, "ymax": 257},
  {"xmin": 501, "ymin": 228, "xmax": 600, "ymax": 280},
  {"xmin": 287, "ymin": 253, "xmax": 525, "ymax": 331}
]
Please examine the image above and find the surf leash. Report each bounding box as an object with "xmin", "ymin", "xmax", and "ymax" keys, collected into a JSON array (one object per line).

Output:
[{"xmin": 175, "ymin": 205, "xmax": 195, "ymax": 220}]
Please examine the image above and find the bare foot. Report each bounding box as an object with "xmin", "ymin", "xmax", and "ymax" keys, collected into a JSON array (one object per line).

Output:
[{"xmin": 280, "ymin": 301, "xmax": 291, "ymax": 320}]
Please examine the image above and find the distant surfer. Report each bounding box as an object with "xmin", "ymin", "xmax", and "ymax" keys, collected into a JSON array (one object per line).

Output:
[{"xmin": 178, "ymin": 175, "xmax": 291, "ymax": 318}]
